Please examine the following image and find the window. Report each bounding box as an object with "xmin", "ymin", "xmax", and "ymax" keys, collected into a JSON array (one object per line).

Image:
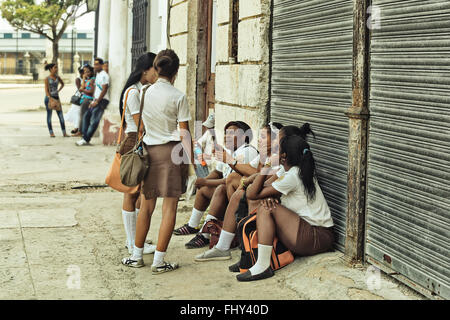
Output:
[
  {"xmin": 77, "ymin": 33, "xmax": 87, "ymax": 39},
  {"xmin": 21, "ymin": 33, "xmax": 31, "ymax": 39},
  {"xmin": 4, "ymin": 33, "xmax": 13, "ymax": 39},
  {"xmin": 62, "ymin": 33, "xmax": 68, "ymax": 39},
  {"xmin": 40, "ymin": 34, "xmax": 46, "ymax": 39}
]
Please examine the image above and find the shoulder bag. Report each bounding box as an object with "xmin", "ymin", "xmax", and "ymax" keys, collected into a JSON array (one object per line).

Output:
[
  {"xmin": 119, "ymin": 85, "xmax": 151, "ymax": 187},
  {"xmin": 105, "ymin": 87, "xmax": 140, "ymax": 193}
]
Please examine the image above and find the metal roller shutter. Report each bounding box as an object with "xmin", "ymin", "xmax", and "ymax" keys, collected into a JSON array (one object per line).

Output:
[
  {"xmin": 270, "ymin": 0, "xmax": 354, "ymax": 249},
  {"xmin": 366, "ymin": 0, "xmax": 450, "ymax": 299}
]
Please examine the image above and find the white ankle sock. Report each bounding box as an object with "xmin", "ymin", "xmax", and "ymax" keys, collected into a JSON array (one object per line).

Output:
[
  {"xmin": 188, "ymin": 208, "xmax": 205, "ymax": 228},
  {"xmin": 152, "ymin": 250, "xmax": 166, "ymax": 266},
  {"xmin": 122, "ymin": 210, "xmax": 137, "ymax": 249},
  {"xmin": 215, "ymin": 230, "xmax": 235, "ymax": 251},
  {"xmin": 249, "ymin": 244, "xmax": 273, "ymax": 275},
  {"xmin": 132, "ymin": 246, "xmax": 144, "ymax": 260},
  {"xmin": 201, "ymin": 214, "xmax": 218, "ymax": 239}
]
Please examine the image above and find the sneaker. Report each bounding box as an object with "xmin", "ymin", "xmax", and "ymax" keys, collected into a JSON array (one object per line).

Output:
[
  {"xmin": 195, "ymin": 246, "xmax": 232, "ymax": 262},
  {"xmin": 121, "ymin": 257, "xmax": 144, "ymax": 268},
  {"xmin": 173, "ymin": 223, "xmax": 199, "ymax": 236},
  {"xmin": 151, "ymin": 261, "xmax": 179, "ymax": 275},
  {"xmin": 185, "ymin": 234, "xmax": 210, "ymax": 249},
  {"xmin": 76, "ymin": 139, "xmax": 88, "ymax": 146}
]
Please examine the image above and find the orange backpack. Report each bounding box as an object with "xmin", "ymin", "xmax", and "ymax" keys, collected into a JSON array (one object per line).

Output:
[{"xmin": 236, "ymin": 210, "xmax": 294, "ymax": 273}]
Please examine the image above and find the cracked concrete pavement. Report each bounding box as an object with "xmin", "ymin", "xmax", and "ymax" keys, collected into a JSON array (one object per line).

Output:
[{"xmin": 0, "ymin": 85, "xmax": 425, "ymax": 300}]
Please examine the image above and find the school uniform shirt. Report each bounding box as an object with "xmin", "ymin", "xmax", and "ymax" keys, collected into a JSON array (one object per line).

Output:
[
  {"xmin": 141, "ymin": 78, "xmax": 191, "ymax": 146},
  {"xmin": 272, "ymin": 166, "xmax": 334, "ymax": 228},
  {"xmin": 94, "ymin": 70, "xmax": 110, "ymax": 101},
  {"xmin": 197, "ymin": 130, "xmax": 215, "ymax": 165},
  {"xmin": 249, "ymin": 154, "xmax": 282, "ymax": 176},
  {"xmin": 123, "ymin": 82, "xmax": 143, "ymax": 134},
  {"xmin": 215, "ymin": 144, "xmax": 259, "ymax": 179}
]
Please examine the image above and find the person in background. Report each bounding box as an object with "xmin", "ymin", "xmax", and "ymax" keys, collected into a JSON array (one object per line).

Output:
[
  {"xmin": 76, "ymin": 58, "xmax": 109, "ymax": 146},
  {"xmin": 103, "ymin": 61, "xmax": 109, "ymax": 74},
  {"xmin": 194, "ymin": 113, "xmax": 216, "ymax": 178},
  {"xmin": 118, "ymin": 52, "xmax": 159, "ymax": 256},
  {"xmin": 43, "ymin": 63, "xmax": 69, "ymax": 138},
  {"xmin": 75, "ymin": 64, "xmax": 96, "ymax": 137},
  {"xmin": 64, "ymin": 67, "xmax": 84, "ymax": 135}
]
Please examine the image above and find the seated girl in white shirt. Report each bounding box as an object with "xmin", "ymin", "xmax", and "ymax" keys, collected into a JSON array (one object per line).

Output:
[
  {"xmin": 194, "ymin": 123, "xmax": 316, "ymax": 264},
  {"xmin": 238, "ymin": 134, "xmax": 334, "ymax": 281}
]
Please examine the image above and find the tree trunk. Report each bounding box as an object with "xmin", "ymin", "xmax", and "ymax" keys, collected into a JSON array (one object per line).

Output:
[{"xmin": 52, "ymin": 41, "xmax": 59, "ymax": 64}]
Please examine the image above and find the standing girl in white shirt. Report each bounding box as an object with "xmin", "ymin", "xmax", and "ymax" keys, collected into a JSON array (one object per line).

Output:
[
  {"xmin": 122, "ymin": 49, "xmax": 194, "ymax": 274},
  {"xmin": 117, "ymin": 52, "xmax": 158, "ymax": 256},
  {"xmin": 241, "ymin": 134, "xmax": 335, "ymax": 281}
]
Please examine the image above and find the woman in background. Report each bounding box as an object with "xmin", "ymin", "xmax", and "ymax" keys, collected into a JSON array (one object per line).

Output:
[
  {"xmin": 65, "ymin": 66, "xmax": 84, "ymax": 135},
  {"xmin": 44, "ymin": 63, "xmax": 68, "ymax": 138}
]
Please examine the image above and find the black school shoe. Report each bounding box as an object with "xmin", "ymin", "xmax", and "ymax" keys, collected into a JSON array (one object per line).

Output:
[
  {"xmin": 236, "ymin": 267, "xmax": 274, "ymax": 282},
  {"xmin": 229, "ymin": 261, "xmax": 240, "ymax": 273}
]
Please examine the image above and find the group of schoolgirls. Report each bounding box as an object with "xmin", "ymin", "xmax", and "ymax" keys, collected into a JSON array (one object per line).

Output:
[{"xmin": 116, "ymin": 49, "xmax": 335, "ymax": 280}]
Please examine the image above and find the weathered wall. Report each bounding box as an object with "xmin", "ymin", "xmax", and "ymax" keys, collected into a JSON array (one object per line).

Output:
[
  {"xmin": 168, "ymin": 0, "xmax": 272, "ymax": 145},
  {"xmin": 214, "ymin": 0, "xmax": 271, "ymax": 146}
]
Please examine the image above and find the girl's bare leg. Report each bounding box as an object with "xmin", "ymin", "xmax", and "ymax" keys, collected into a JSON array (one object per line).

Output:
[
  {"xmin": 156, "ymin": 197, "xmax": 179, "ymax": 252},
  {"xmin": 135, "ymin": 196, "xmax": 157, "ymax": 248}
]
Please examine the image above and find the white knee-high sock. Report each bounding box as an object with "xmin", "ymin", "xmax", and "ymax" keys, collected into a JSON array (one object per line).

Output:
[
  {"xmin": 188, "ymin": 208, "xmax": 204, "ymax": 228},
  {"xmin": 201, "ymin": 214, "xmax": 217, "ymax": 239},
  {"xmin": 152, "ymin": 250, "xmax": 166, "ymax": 266},
  {"xmin": 135, "ymin": 208, "xmax": 140, "ymax": 216},
  {"xmin": 122, "ymin": 210, "xmax": 137, "ymax": 248},
  {"xmin": 215, "ymin": 230, "xmax": 235, "ymax": 251},
  {"xmin": 249, "ymin": 244, "xmax": 273, "ymax": 275}
]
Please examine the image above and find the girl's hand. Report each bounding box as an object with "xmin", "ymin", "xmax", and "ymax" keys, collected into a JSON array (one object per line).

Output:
[{"xmin": 261, "ymin": 198, "xmax": 279, "ymax": 211}]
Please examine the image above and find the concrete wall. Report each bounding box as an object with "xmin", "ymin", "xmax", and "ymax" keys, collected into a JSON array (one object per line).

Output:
[
  {"xmin": 213, "ymin": 0, "xmax": 271, "ymax": 147},
  {"xmin": 167, "ymin": 0, "xmax": 271, "ymax": 146}
]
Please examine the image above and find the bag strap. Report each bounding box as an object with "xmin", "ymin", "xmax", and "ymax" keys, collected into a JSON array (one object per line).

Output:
[
  {"xmin": 116, "ymin": 87, "xmax": 133, "ymax": 145},
  {"xmin": 135, "ymin": 84, "xmax": 151, "ymax": 145}
]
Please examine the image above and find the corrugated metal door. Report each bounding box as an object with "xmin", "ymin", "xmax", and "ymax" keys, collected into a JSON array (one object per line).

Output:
[
  {"xmin": 270, "ymin": 0, "xmax": 354, "ymax": 249},
  {"xmin": 366, "ymin": 1, "xmax": 450, "ymax": 299}
]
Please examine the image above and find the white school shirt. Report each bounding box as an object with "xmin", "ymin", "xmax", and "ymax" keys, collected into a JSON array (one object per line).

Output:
[
  {"xmin": 94, "ymin": 70, "xmax": 110, "ymax": 101},
  {"xmin": 123, "ymin": 82, "xmax": 143, "ymax": 134},
  {"xmin": 272, "ymin": 166, "xmax": 334, "ymax": 228},
  {"xmin": 141, "ymin": 78, "xmax": 191, "ymax": 146},
  {"xmin": 215, "ymin": 144, "xmax": 259, "ymax": 178},
  {"xmin": 197, "ymin": 129, "xmax": 215, "ymax": 165},
  {"xmin": 250, "ymin": 154, "xmax": 282, "ymax": 176}
]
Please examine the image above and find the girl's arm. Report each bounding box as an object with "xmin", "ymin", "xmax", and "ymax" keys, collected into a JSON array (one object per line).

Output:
[
  {"xmin": 44, "ymin": 77, "xmax": 50, "ymax": 97},
  {"xmin": 58, "ymin": 76, "xmax": 65, "ymax": 92},
  {"xmin": 246, "ymin": 167, "xmax": 282, "ymax": 200},
  {"xmin": 179, "ymin": 121, "xmax": 194, "ymax": 167},
  {"xmin": 75, "ymin": 78, "xmax": 81, "ymax": 90}
]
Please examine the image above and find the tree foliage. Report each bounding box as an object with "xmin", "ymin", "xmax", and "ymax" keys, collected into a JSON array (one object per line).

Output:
[{"xmin": 0, "ymin": 0, "xmax": 91, "ymax": 62}]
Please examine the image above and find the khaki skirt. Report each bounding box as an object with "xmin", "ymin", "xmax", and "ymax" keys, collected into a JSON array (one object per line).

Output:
[
  {"xmin": 118, "ymin": 132, "xmax": 138, "ymax": 155},
  {"xmin": 141, "ymin": 141, "xmax": 189, "ymax": 199}
]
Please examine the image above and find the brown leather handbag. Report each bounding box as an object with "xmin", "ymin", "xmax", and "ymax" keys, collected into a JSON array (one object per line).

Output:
[
  {"xmin": 105, "ymin": 87, "xmax": 140, "ymax": 194},
  {"xmin": 49, "ymin": 97, "xmax": 62, "ymax": 111}
]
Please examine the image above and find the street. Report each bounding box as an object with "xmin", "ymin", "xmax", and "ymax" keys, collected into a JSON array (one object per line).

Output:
[{"xmin": 0, "ymin": 85, "xmax": 424, "ymax": 300}]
